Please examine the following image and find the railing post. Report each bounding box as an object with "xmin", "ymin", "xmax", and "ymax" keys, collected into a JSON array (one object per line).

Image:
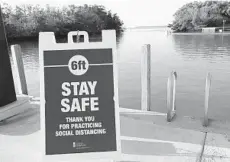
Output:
[
  {"xmin": 167, "ymin": 71, "xmax": 177, "ymax": 122},
  {"xmin": 141, "ymin": 44, "xmax": 151, "ymax": 111},
  {"xmin": 203, "ymin": 73, "xmax": 211, "ymax": 127},
  {"xmin": 11, "ymin": 44, "xmax": 28, "ymax": 95}
]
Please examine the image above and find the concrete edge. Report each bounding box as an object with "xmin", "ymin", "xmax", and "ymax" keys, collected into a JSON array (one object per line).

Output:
[
  {"xmin": 119, "ymin": 107, "xmax": 166, "ymax": 116},
  {"xmin": 0, "ymin": 95, "xmax": 31, "ymax": 121}
]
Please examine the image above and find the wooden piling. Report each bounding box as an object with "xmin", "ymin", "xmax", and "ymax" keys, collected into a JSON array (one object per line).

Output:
[
  {"xmin": 203, "ymin": 73, "xmax": 211, "ymax": 127},
  {"xmin": 11, "ymin": 45, "xmax": 28, "ymax": 95},
  {"xmin": 141, "ymin": 44, "xmax": 151, "ymax": 111}
]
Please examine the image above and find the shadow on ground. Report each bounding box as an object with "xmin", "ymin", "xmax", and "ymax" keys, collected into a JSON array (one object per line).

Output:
[{"xmin": 0, "ymin": 103, "xmax": 40, "ymax": 136}]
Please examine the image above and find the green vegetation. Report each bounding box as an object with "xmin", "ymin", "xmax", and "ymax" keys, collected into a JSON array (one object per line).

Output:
[
  {"xmin": 170, "ymin": 1, "xmax": 230, "ymax": 32},
  {"xmin": 1, "ymin": 3, "xmax": 124, "ymax": 39}
]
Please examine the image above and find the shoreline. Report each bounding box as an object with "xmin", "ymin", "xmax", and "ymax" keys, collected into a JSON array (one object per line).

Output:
[
  {"xmin": 7, "ymin": 29, "xmax": 230, "ymax": 42},
  {"xmin": 6, "ymin": 30, "xmax": 124, "ymax": 43},
  {"xmin": 170, "ymin": 32, "xmax": 230, "ymax": 35}
]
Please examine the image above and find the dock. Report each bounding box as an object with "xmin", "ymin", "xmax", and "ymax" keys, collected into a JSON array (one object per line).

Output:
[
  {"xmin": 1, "ymin": 96, "xmax": 230, "ymax": 162},
  {"xmin": 1, "ymin": 36, "xmax": 230, "ymax": 161}
]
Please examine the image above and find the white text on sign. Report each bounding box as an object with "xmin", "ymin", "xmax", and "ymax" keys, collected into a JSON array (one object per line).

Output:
[{"xmin": 61, "ymin": 81, "xmax": 99, "ymax": 112}]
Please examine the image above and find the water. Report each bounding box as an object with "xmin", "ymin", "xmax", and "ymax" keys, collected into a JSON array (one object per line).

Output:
[{"xmin": 9, "ymin": 27, "xmax": 230, "ymax": 121}]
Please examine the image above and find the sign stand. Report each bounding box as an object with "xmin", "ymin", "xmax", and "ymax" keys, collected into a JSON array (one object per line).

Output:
[
  {"xmin": 0, "ymin": 4, "xmax": 16, "ymax": 106},
  {"xmin": 0, "ymin": 5, "xmax": 30, "ymax": 122},
  {"xmin": 39, "ymin": 30, "xmax": 121, "ymax": 162}
]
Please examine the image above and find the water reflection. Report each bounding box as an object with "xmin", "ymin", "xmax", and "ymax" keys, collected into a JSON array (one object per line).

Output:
[
  {"xmin": 171, "ymin": 34, "xmax": 230, "ymax": 120},
  {"xmin": 172, "ymin": 35, "xmax": 230, "ymax": 62}
]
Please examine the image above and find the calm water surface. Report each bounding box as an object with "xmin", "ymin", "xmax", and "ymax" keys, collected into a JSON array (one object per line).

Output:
[{"xmin": 9, "ymin": 28, "xmax": 230, "ymax": 121}]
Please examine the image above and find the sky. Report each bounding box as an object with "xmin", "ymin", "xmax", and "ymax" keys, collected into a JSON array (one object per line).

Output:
[{"xmin": 1, "ymin": 0, "xmax": 209, "ymax": 27}]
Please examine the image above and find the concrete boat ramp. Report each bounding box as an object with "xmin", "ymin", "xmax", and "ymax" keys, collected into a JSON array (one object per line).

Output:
[{"xmin": 1, "ymin": 99, "xmax": 230, "ymax": 162}]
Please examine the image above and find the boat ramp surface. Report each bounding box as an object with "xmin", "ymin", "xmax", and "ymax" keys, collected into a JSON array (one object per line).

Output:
[{"xmin": 1, "ymin": 96, "xmax": 230, "ymax": 162}]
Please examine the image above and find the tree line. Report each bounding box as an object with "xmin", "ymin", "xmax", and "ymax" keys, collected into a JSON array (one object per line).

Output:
[
  {"xmin": 1, "ymin": 3, "xmax": 124, "ymax": 39},
  {"xmin": 169, "ymin": 1, "xmax": 230, "ymax": 32}
]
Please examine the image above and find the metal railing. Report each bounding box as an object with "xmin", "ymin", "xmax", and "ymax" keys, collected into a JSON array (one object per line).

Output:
[
  {"xmin": 167, "ymin": 71, "xmax": 177, "ymax": 122},
  {"xmin": 165, "ymin": 71, "xmax": 212, "ymax": 126}
]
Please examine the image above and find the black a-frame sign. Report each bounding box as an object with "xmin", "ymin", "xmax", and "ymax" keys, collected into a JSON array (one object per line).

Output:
[{"xmin": 0, "ymin": 5, "xmax": 17, "ymax": 107}]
